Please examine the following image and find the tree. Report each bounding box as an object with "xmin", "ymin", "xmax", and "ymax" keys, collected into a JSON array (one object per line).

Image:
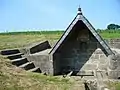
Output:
[{"xmin": 107, "ymin": 24, "xmax": 120, "ymax": 30}]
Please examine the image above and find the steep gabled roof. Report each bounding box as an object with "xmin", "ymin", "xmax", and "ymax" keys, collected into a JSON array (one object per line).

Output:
[{"xmin": 50, "ymin": 8, "xmax": 114, "ymax": 55}]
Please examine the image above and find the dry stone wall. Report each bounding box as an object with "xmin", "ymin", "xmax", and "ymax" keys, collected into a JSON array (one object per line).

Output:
[
  {"xmin": 108, "ymin": 54, "xmax": 120, "ymax": 79},
  {"xmin": 82, "ymin": 48, "xmax": 108, "ymax": 72},
  {"xmin": 106, "ymin": 39, "xmax": 120, "ymax": 49}
]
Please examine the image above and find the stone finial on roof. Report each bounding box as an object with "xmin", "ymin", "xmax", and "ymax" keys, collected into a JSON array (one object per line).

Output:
[{"xmin": 77, "ymin": 6, "xmax": 82, "ymax": 15}]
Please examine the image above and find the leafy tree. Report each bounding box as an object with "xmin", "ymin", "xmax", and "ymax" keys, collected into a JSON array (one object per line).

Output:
[{"xmin": 107, "ymin": 24, "xmax": 120, "ymax": 30}]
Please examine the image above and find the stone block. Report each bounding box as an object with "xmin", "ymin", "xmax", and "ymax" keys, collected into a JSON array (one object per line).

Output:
[
  {"xmin": 30, "ymin": 41, "xmax": 51, "ymax": 54},
  {"xmin": 114, "ymin": 42, "xmax": 120, "ymax": 49},
  {"xmin": 81, "ymin": 64, "xmax": 97, "ymax": 70},
  {"xmin": 108, "ymin": 70, "xmax": 119, "ymax": 79},
  {"xmin": 86, "ymin": 59, "xmax": 98, "ymax": 64},
  {"xmin": 99, "ymin": 58, "xmax": 108, "ymax": 64},
  {"xmin": 114, "ymin": 39, "xmax": 120, "ymax": 42},
  {"xmin": 109, "ymin": 60, "xmax": 118, "ymax": 70},
  {"xmin": 94, "ymin": 49, "xmax": 103, "ymax": 54},
  {"xmin": 77, "ymin": 70, "xmax": 94, "ymax": 76},
  {"xmin": 94, "ymin": 55, "xmax": 100, "ymax": 59},
  {"xmin": 100, "ymin": 54, "xmax": 107, "ymax": 59},
  {"xmin": 98, "ymin": 64, "xmax": 107, "ymax": 70},
  {"xmin": 108, "ymin": 39, "xmax": 120, "ymax": 49}
]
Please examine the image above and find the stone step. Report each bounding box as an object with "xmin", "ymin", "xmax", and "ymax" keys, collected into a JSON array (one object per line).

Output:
[
  {"xmin": 28, "ymin": 67, "xmax": 41, "ymax": 73},
  {"xmin": 0, "ymin": 49, "xmax": 20, "ymax": 55},
  {"xmin": 100, "ymin": 72, "xmax": 108, "ymax": 80},
  {"xmin": 11, "ymin": 57, "xmax": 28, "ymax": 66},
  {"xmin": 96, "ymin": 71, "xmax": 108, "ymax": 80},
  {"xmin": 19, "ymin": 62, "xmax": 35, "ymax": 70},
  {"xmin": 7, "ymin": 53, "xmax": 23, "ymax": 60}
]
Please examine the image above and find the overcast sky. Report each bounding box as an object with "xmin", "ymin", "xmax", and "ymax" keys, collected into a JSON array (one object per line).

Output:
[{"xmin": 0, "ymin": 0, "xmax": 120, "ymax": 32}]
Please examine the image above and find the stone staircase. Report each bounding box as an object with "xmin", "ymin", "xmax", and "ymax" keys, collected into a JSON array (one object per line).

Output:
[{"xmin": 0, "ymin": 49, "xmax": 41, "ymax": 73}]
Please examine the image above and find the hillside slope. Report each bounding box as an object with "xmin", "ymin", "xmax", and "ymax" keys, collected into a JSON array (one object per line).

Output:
[{"xmin": 0, "ymin": 55, "xmax": 85, "ymax": 90}]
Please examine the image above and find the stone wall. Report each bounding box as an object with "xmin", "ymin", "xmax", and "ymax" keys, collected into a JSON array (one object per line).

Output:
[
  {"xmin": 82, "ymin": 48, "xmax": 108, "ymax": 71},
  {"xmin": 20, "ymin": 41, "xmax": 51, "ymax": 54},
  {"xmin": 54, "ymin": 44, "xmax": 109, "ymax": 76},
  {"xmin": 26, "ymin": 54, "xmax": 53, "ymax": 75},
  {"xmin": 106, "ymin": 39, "xmax": 120, "ymax": 49},
  {"xmin": 53, "ymin": 22, "xmax": 109, "ymax": 76},
  {"xmin": 108, "ymin": 54, "xmax": 120, "ymax": 79}
]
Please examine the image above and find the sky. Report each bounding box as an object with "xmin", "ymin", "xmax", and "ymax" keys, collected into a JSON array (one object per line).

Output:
[{"xmin": 0, "ymin": 0, "xmax": 120, "ymax": 32}]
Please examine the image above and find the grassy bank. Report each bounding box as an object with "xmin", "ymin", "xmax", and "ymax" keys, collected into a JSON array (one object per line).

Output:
[{"xmin": 0, "ymin": 55, "xmax": 84, "ymax": 90}]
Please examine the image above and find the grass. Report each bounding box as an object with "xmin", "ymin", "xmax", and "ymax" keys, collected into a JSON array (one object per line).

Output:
[
  {"xmin": 0, "ymin": 31, "xmax": 63, "ymax": 50},
  {"xmin": 98, "ymin": 29, "xmax": 120, "ymax": 39},
  {"xmin": 0, "ymin": 30, "xmax": 120, "ymax": 50},
  {"xmin": 106, "ymin": 81, "xmax": 120, "ymax": 90},
  {"xmin": 0, "ymin": 55, "xmax": 84, "ymax": 90}
]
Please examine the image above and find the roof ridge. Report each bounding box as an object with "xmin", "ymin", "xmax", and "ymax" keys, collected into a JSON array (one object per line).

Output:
[{"xmin": 50, "ymin": 8, "xmax": 114, "ymax": 56}]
